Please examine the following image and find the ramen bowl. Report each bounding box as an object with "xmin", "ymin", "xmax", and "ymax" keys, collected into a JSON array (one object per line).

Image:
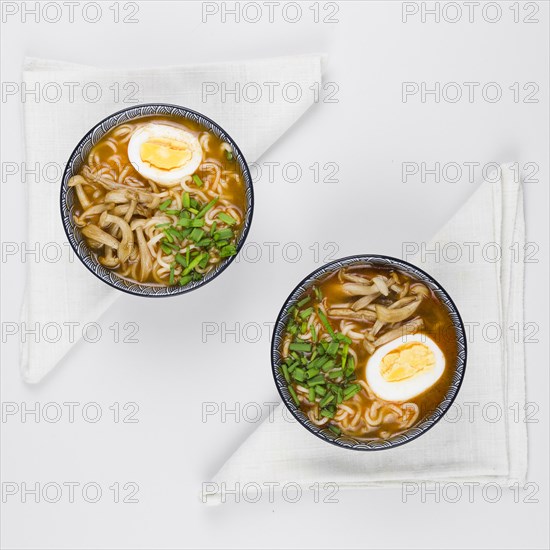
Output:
[
  {"xmin": 271, "ymin": 255, "xmax": 467, "ymax": 451},
  {"xmin": 61, "ymin": 103, "xmax": 254, "ymax": 297}
]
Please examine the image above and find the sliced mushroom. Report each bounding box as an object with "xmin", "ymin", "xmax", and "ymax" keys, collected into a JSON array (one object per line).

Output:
[
  {"xmin": 410, "ymin": 283, "xmax": 430, "ymax": 298},
  {"xmin": 373, "ymin": 317, "xmax": 424, "ymax": 348},
  {"xmin": 99, "ymin": 246, "xmax": 120, "ymax": 269},
  {"xmin": 399, "ymin": 281, "xmax": 410, "ymax": 300},
  {"xmin": 351, "ymin": 292, "xmax": 381, "ymax": 311},
  {"xmin": 124, "ymin": 199, "xmax": 138, "ymax": 223},
  {"xmin": 371, "ymin": 319, "xmax": 385, "ymax": 336},
  {"xmin": 83, "ymin": 168, "xmax": 166, "ymax": 208},
  {"xmin": 68, "ymin": 175, "xmax": 91, "ymax": 209},
  {"xmin": 364, "ymin": 339, "xmax": 376, "ymax": 355},
  {"xmin": 342, "ymin": 272, "xmax": 372, "ymax": 284},
  {"xmin": 76, "ymin": 203, "xmax": 114, "ymax": 225},
  {"xmin": 81, "ymin": 167, "xmax": 120, "ymax": 191},
  {"xmin": 104, "ymin": 189, "xmax": 133, "ymax": 204},
  {"xmin": 112, "ymin": 203, "xmax": 149, "ymax": 218},
  {"xmin": 343, "ymin": 283, "xmax": 379, "ymax": 296},
  {"xmin": 87, "ymin": 239, "xmax": 104, "ymax": 250},
  {"xmin": 327, "ymin": 308, "xmax": 377, "ymax": 323},
  {"xmin": 135, "ymin": 225, "xmax": 153, "ymax": 281},
  {"xmin": 99, "ymin": 212, "xmax": 134, "ymax": 263},
  {"xmin": 375, "ymin": 299, "xmax": 421, "ymax": 323},
  {"xmin": 372, "ymin": 276, "xmax": 390, "ymax": 296},
  {"xmin": 388, "ymin": 295, "xmax": 417, "ymax": 309},
  {"xmin": 81, "ymin": 224, "xmax": 120, "ymax": 249},
  {"xmin": 390, "ymin": 283, "xmax": 403, "ymax": 294}
]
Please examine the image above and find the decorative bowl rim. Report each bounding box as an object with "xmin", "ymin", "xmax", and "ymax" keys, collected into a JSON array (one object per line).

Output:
[
  {"xmin": 270, "ymin": 254, "xmax": 467, "ymax": 451},
  {"xmin": 60, "ymin": 102, "xmax": 254, "ymax": 298}
]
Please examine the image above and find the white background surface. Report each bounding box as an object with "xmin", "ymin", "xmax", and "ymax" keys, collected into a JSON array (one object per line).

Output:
[{"xmin": 1, "ymin": 1, "xmax": 548, "ymax": 549}]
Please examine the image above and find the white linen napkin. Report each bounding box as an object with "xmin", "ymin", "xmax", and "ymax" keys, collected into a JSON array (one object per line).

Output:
[
  {"xmin": 21, "ymin": 54, "xmax": 325, "ymax": 383},
  {"xmin": 203, "ymin": 164, "xmax": 527, "ymax": 502}
]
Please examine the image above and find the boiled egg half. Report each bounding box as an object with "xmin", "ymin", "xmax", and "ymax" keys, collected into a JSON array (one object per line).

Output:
[
  {"xmin": 128, "ymin": 123, "xmax": 203, "ymax": 186},
  {"xmin": 365, "ymin": 334, "xmax": 445, "ymax": 402}
]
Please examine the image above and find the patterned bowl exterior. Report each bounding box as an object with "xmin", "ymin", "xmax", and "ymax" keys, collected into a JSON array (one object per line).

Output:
[
  {"xmin": 271, "ymin": 255, "xmax": 467, "ymax": 451},
  {"xmin": 60, "ymin": 103, "xmax": 254, "ymax": 297}
]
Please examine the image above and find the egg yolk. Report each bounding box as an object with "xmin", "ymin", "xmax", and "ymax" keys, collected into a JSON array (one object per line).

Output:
[
  {"xmin": 140, "ymin": 138, "xmax": 192, "ymax": 171},
  {"xmin": 380, "ymin": 342, "xmax": 435, "ymax": 382}
]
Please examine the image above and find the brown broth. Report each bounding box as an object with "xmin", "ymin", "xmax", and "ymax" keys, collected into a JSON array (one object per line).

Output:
[
  {"xmin": 281, "ymin": 266, "xmax": 458, "ymax": 440},
  {"xmin": 72, "ymin": 115, "xmax": 247, "ymax": 285}
]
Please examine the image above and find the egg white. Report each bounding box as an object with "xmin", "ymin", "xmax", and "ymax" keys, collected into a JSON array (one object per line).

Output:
[
  {"xmin": 127, "ymin": 123, "xmax": 203, "ymax": 186},
  {"xmin": 365, "ymin": 334, "xmax": 445, "ymax": 402}
]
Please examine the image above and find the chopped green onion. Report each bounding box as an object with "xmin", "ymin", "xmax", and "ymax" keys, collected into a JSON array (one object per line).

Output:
[
  {"xmin": 169, "ymin": 263, "xmax": 175, "ymax": 285},
  {"xmin": 197, "ymin": 196, "xmax": 219, "ymax": 218},
  {"xmin": 175, "ymin": 253, "xmax": 187, "ymax": 267},
  {"xmin": 308, "ymin": 374, "xmax": 326, "ymax": 386},
  {"xmin": 341, "ymin": 342, "xmax": 349, "ymax": 369},
  {"xmin": 182, "ymin": 253, "xmax": 207, "ymax": 276},
  {"xmin": 166, "ymin": 227, "xmax": 183, "ymax": 241},
  {"xmin": 199, "ymin": 253, "xmax": 209, "ymax": 269},
  {"xmin": 281, "ymin": 364, "xmax": 290, "ymax": 383},
  {"xmin": 300, "ymin": 307, "xmax": 314, "ymax": 320},
  {"xmin": 217, "ymin": 212, "xmax": 237, "ymax": 225},
  {"xmin": 219, "ymin": 244, "xmax": 237, "ymax": 258},
  {"xmin": 288, "ymin": 386, "xmax": 300, "ymax": 407},
  {"xmin": 159, "ymin": 199, "xmax": 172, "ymax": 211},
  {"xmin": 182, "ymin": 192, "xmax": 190, "ymax": 208},
  {"xmin": 308, "ymin": 387, "xmax": 316, "ymax": 402},
  {"xmin": 196, "ymin": 238, "xmax": 212, "ymax": 248},
  {"xmin": 317, "ymin": 309, "xmax": 335, "ymax": 338},
  {"xmin": 297, "ymin": 295, "xmax": 311, "ymax": 308},
  {"xmin": 189, "ymin": 228, "xmax": 205, "ymax": 242},
  {"xmin": 306, "ymin": 367, "xmax": 320, "ymax": 379},
  {"xmin": 343, "ymin": 384, "xmax": 361, "ymax": 400},
  {"xmin": 328, "ymin": 425, "xmax": 341, "ymax": 436},
  {"xmin": 345, "ymin": 355, "xmax": 356, "ymax": 376},
  {"xmin": 192, "ymin": 174, "xmax": 204, "ymax": 187},
  {"xmin": 155, "ymin": 222, "xmax": 171, "ymax": 229},
  {"xmin": 321, "ymin": 359, "xmax": 335, "ymax": 372},
  {"xmin": 289, "ymin": 342, "xmax": 311, "ymax": 353},
  {"xmin": 214, "ymin": 228, "xmax": 233, "ymax": 241},
  {"xmin": 179, "ymin": 274, "xmax": 193, "ymax": 286},
  {"xmin": 319, "ymin": 393, "xmax": 334, "ymax": 408},
  {"xmin": 292, "ymin": 368, "xmax": 306, "ymax": 382},
  {"xmin": 225, "ymin": 150, "xmax": 234, "ymax": 161},
  {"xmin": 326, "ymin": 341, "xmax": 339, "ymax": 356}
]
